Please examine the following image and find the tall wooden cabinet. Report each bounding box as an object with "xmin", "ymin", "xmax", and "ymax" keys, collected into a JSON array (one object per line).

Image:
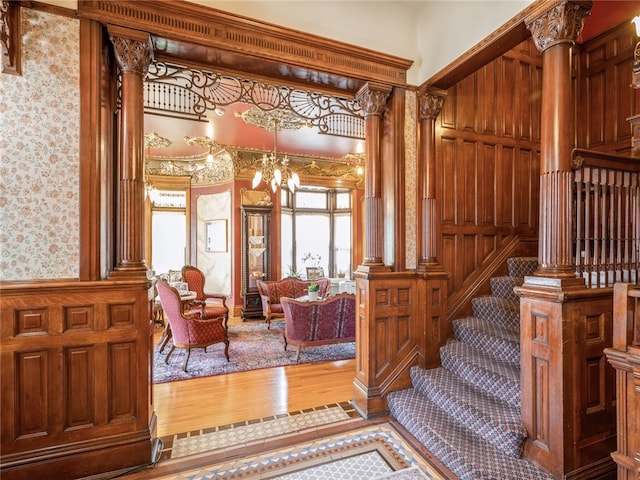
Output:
[{"xmin": 241, "ymin": 204, "xmax": 272, "ymax": 320}]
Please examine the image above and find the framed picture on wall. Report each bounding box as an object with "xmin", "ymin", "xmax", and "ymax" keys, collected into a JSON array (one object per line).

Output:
[{"xmin": 206, "ymin": 219, "xmax": 227, "ymax": 252}]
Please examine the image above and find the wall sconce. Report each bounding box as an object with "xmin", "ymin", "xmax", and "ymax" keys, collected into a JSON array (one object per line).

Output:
[{"xmin": 632, "ymin": 16, "xmax": 640, "ymax": 89}]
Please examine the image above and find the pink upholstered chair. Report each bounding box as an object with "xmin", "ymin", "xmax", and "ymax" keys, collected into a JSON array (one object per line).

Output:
[
  {"xmin": 156, "ymin": 280, "xmax": 229, "ymax": 372},
  {"xmin": 182, "ymin": 265, "xmax": 229, "ymax": 329}
]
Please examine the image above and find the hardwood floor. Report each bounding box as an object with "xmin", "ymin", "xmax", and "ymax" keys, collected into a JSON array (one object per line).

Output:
[{"xmin": 152, "ymin": 318, "xmax": 357, "ymax": 437}]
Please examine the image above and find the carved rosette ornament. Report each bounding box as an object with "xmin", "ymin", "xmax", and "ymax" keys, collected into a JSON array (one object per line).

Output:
[
  {"xmin": 526, "ymin": 1, "xmax": 591, "ymax": 53},
  {"xmin": 418, "ymin": 92, "xmax": 445, "ymax": 120},
  {"xmin": 109, "ymin": 34, "xmax": 154, "ymax": 76}
]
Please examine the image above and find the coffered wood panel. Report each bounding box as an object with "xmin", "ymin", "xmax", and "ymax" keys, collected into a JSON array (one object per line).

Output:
[
  {"xmin": 0, "ymin": 281, "xmax": 154, "ymax": 479},
  {"xmin": 436, "ymin": 38, "xmax": 542, "ymax": 299},
  {"xmin": 578, "ymin": 20, "xmax": 640, "ymax": 155},
  {"xmin": 353, "ymin": 273, "xmax": 422, "ymax": 417}
]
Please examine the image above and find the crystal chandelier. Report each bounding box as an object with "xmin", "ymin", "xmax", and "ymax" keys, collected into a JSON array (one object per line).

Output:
[
  {"xmin": 253, "ymin": 119, "xmax": 301, "ymax": 192},
  {"xmin": 238, "ymin": 108, "xmax": 306, "ymax": 193}
]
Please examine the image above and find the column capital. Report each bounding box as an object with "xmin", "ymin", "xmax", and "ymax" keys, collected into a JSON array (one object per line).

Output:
[
  {"xmin": 525, "ymin": 0, "xmax": 592, "ymax": 53},
  {"xmin": 108, "ymin": 26, "xmax": 154, "ymax": 76},
  {"xmin": 356, "ymin": 82, "xmax": 392, "ymax": 116},
  {"xmin": 418, "ymin": 87, "xmax": 447, "ymax": 120}
]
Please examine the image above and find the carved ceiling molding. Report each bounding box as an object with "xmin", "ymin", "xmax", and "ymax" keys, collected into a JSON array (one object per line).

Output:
[
  {"xmin": 77, "ymin": 0, "xmax": 411, "ymax": 89},
  {"xmin": 144, "ymin": 62, "xmax": 365, "ymax": 139},
  {"xmin": 146, "ymin": 148, "xmax": 364, "ymax": 187},
  {"xmin": 1, "ymin": 0, "xmax": 21, "ymax": 75}
]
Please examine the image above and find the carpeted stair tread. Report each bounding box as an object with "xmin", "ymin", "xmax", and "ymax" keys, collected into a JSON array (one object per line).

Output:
[
  {"xmin": 472, "ymin": 296, "xmax": 520, "ymax": 330},
  {"xmin": 490, "ymin": 275, "xmax": 523, "ymax": 301},
  {"xmin": 440, "ymin": 340, "xmax": 520, "ymax": 408},
  {"xmin": 507, "ymin": 257, "xmax": 538, "ymax": 277},
  {"xmin": 453, "ymin": 317, "xmax": 520, "ymax": 365},
  {"xmin": 409, "ymin": 366, "xmax": 527, "ymax": 457},
  {"xmin": 388, "ymin": 388, "xmax": 554, "ymax": 480}
]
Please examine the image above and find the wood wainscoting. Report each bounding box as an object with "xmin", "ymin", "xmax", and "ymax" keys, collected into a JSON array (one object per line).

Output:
[
  {"xmin": 605, "ymin": 283, "xmax": 640, "ymax": 480},
  {"xmin": 352, "ymin": 270, "xmax": 448, "ymax": 418},
  {"xmin": 0, "ymin": 279, "xmax": 156, "ymax": 480}
]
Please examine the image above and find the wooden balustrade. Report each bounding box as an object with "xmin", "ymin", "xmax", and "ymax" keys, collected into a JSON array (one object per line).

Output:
[{"xmin": 572, "ymin": 149, "xmax": 640, "ymax": 288}]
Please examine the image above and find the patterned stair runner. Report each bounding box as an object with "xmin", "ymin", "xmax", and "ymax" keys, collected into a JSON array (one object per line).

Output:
[{"xmin": 388, "ymin": 257, "xmax": 554, "ymax": 479}]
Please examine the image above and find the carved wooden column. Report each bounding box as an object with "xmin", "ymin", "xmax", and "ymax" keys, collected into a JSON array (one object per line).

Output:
[
  {"xmin": 108, "ymin": 26, "xmax": 153, "ymax": 277},
  {"xmin": 356, "ymin": 82, "xmax": 392, "ymax": 270},
  {"xmin": 527, "ymin": 1, "xmax": 589, "ymax": 279},
  {"xmin": 417, "ymin": 87, "xmax": 446, "ymax": 269},
  {"xmin": 416, "ymin": 87, "xmax": 450, "ymax": 368},
  {"xmin": 517, "ymin": 3, "xmax": 616, "ymax": 479}
]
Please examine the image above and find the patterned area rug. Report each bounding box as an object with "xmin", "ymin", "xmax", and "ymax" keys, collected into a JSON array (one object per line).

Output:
[{"xmin": 153, "ymin": 320, "xmax": 355, "ymax": 383}]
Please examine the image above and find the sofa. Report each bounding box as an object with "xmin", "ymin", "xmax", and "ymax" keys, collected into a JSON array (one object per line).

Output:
[
  {"xmin": 280, "ymin": 293, "xmax": 356, "ymax": 361},
  {"xmin": 256, "ymin": 277, "xmax": 330, "ymax": 328}
]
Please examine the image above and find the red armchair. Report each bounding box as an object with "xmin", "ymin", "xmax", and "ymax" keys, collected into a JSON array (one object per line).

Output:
[
  {"xmin": 182, "ymin": 265, "xmax": 229, "ymax": 328},
  {"xmin": 156, "ymin": 280, "xmax": 229, "ymax": 372}
]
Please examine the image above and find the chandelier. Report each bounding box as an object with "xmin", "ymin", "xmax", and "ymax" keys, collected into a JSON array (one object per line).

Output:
[
  {"xmin": 238, "ymin": 109, "xmax": 306, "ymax": 193},
  {"xmin": 184, "ymin": 133, "xmax": 220, "ymax": 163}
]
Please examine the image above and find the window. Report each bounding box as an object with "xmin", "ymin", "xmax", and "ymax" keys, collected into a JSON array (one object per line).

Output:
[{"xmin": 281, "ymin": 187, "xmax": 352, "ymax": 279}]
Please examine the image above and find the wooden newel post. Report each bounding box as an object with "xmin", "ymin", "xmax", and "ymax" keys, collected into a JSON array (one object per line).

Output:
[
  {"xmin": 516, "ymin": 3, "xmax": 617, "ymax": 479},
  {"xmin": 108, "ymin": 26, "xmax": 153, "ymax": 277}
]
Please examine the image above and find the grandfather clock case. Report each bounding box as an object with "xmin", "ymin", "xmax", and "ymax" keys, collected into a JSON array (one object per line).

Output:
[{"xmin": 241, "ymin": 204, "xmax": 272, "ymax": 320}]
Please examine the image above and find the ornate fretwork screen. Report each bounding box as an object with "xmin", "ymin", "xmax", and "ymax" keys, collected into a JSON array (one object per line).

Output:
[{"xmin": 144, "ymin": 62, "xmax": 365, "ymax": 139}]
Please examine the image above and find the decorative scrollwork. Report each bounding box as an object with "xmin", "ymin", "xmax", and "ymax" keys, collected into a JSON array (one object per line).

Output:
[
  {"xmin": 144, "ymin": 62, "xmax": 364, "ymax": 138},
  {"xmin": 526, "ymin": 1, "xmax": 591, "ymax": 53}
]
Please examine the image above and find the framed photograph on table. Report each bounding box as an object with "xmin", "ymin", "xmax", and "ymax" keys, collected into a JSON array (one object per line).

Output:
[{"xmin": 206, "ymin": 219, "xmax": 228, "ymax": 252}]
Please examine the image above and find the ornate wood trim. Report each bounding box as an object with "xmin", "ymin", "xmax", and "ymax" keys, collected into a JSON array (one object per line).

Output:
[
  {"xmin": 77, "ymin": 0, "xmax": 412, "ymax": 90},
  {"xmin": 1, "ymin": 0, "xmax": 21, "ymax": 75},
  {"xmin": 525, "ymin": 0, "xmax": 592, "ymax": 54}
]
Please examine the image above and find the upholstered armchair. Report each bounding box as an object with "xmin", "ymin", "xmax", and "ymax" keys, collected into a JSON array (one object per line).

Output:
[
  {"xmin": 156, "ymin": 280, "xmax": 229, "ymax": 372},
  {"xmin": 182, "ymin": 265, "xmax": 229, "ymax": 329}
]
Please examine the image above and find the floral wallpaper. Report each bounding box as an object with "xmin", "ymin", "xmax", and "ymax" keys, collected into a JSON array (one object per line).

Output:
[
  {"xmin": 404, "ymin": 90, "xmax": 417, "ymax": 270},
  {"xmin": 0, "ymin": 9, "xmax": 80, "ymax": 280}
]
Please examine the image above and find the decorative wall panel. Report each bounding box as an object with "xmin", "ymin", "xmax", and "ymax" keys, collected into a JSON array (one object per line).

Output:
[
  {"xmin": 195, "ymin": 189, "xmax": 232, "ymax": 296},
  {"xmin": 436, "ymin": 39, "xmax": 541, "ymax": 297},
  {"xmin": 579, "ymin": 21, "xmax": 639, "ymax": 155},
  {"xmin": 0, "ymin": 9, "xmax": 80, "ymax": 280}
]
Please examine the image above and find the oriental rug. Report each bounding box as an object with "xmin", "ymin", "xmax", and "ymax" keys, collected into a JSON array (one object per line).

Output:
[{"xmin": 153, "ymin": 320, "xmax": 356, "ymax": 383}]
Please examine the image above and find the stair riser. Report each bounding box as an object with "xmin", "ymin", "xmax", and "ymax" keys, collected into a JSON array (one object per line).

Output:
[
  {"xmin": 410, "ymin": 369, "xmax": 526, "ymax": 457},
  {"xmin": 472, "ymin": 298, "xmax": 520, "ymax": 330},
  {"xmin": 388, "ymin": 390, "xmax": 553, "ymax": 480},
  {"xmin": 490, "ymin": 276, "xmax": 522, "ymax": 301},
  {"xmin": 453, "ymin": 321, "xmax": 520, "ymax": 365},
  {"xmin": 440, "ymin": 349, "xmax": 521, "ymax": 408},
  {"xmin": 507, "ymin": 257, "xmax": 538, "ymax": 277}
]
